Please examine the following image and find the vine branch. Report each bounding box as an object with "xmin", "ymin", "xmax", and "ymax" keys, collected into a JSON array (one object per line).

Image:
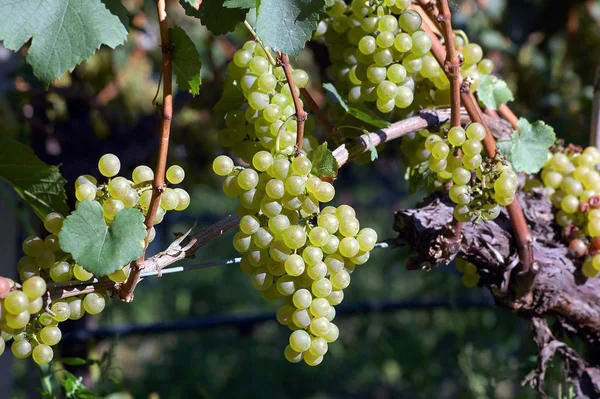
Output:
[
  {"xmin": 276, "ymin": 52, "xmax": 307, "ymax": 154},
  {"xmin": 118, "ymin": 0, "xmax": 173, "ymax": 302},
  {"xmin": 299, "ymin": 87, "xmax": 342, "ymax": 145},
  {"xmin": 415, "ymin": 2, "xmax": 535, "ymax": 287}
]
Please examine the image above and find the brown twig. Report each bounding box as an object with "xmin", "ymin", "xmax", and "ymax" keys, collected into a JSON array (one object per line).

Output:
[
  {"xmin": 498, "ymin": 104, "xmax": 519, "ymax": 129},
  {"xmin": 415, "ymin": 2, "xmax": 535, "ymax": 281},
  {"xmin": 276, "ymin": 52, "xmax": 307, "ymax": 154},
  {"xmin": 118, "ymin": 0, "xmax": 173, "ymax": 302},
  {"xmin": 299, "ymin": 87, "xmax": 342, "ymax": 145}
]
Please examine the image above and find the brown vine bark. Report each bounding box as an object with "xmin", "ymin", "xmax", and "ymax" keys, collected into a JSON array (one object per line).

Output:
[{"xmin": 394, "ymin": 190, "xmax": 600, "ymax": 397}]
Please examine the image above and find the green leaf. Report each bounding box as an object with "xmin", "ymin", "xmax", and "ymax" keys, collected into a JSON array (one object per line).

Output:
[
  {"xmin": 169, "ymin": 26, "xmax": 203, "ymax": 96},
  {"xmin": 0, "ymin": 0, "xmax": 128, "ymax": 86},
  {"xmin": 180, "ymin": 0, "xmax": 248, "ymax": 36},
  {"xmin": 58, "ymin": 201, "xmax": 147, "ymax": 276},
  {"xmin": 507, "ymin": 118, "xmax": 556, "ymax": 174},
  {"xmin": 308, "ymin": 142, "xmax": 339, "ymax": 178},
  {"xmin": 256, "ymin": 0, "xmax": 326, "ymax": 57},
  {"xmin": 101, "ymin": 0, "xmax": 130, "ymax": 30},
  {"xmin": 224, "ymin": 0, "xmax": 256, "ymax": 8},
  {"xmin": 496, "ymin": 140, "xmax": 511, "ymax": 157},
  {"xmin": 181, "ymin": 0, "xmax": 201, "ymax": 9},
  {"xmin": 362, "ymin": 129, "xmax": 378, "ymax": 161},
  {"xmin": 214, "ymin": 75, "xmax": 246, "ymax": 117},
  {"xmin": 476, "ymin": 75, "xmax": 514, "ymax": 110},
  {"xmin": 406, "ymin": 161, "xmax": 436, "ymax": 194},
  {"xmin": 322, "ymin": 83, "xmax": 390, "ymax": 129},
  {"xmin": 0, "ymin": 136, "xmax": 68, "ymax": 219}
]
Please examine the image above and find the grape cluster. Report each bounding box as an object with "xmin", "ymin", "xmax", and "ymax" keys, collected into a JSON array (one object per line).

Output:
[
  {"xmin": 214, "ymin": 154, "xmax": 377, "ymax": 365},
  {"xmin": 402, "ymin": 122, "xmax": 516, "ymax": 222},
  {"xmin": 315, "ymin": 0, "xmax": 493, "ymax": 114},
  {"xmin": 3, "ymin": 214, "xmax": 108, "ymax": 364},
  {"xmin": 455, "ymin": 258, "xmax": 480, "ymax": 288},
  {"xmin": 220, "ymin": 40, "xmax": 317, "ymax": 164},
  {"xmin": 535, "ymin": 146, "xmax": 600, "ymax": 278}
]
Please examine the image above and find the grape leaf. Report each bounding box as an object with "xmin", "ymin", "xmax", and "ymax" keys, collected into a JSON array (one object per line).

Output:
[
  {"xmin": 214, "ymin": 75, "xmax": 246, "ymax": 116},
  {"xmin": 476, "ymin": 75, "xmax": 514, "ymax": 110},
  {"xmin": 224, "ymin": 0, "xmax": 256, "ymax": 8},
  {"xmin": 180, "ymin": 0, "xmax": 248, "ymax": 36},
  {"xmin": 505, "ymin": 118, "xmax": 556, "ymax": 174},
  {"xmin": 59, "ymin": 201, "xmax": 147, "ymax": 276},
  {"xmin": 362, "ymin": 129, "xmax": 378, "ymax": 161},
  {"xmin": 0, "ymin": 0, "xmax": 128, "ymax": 86},
  {"xmin": 101, "ymin": 0, "xmax": 130, "ymax": 30},
  {"xmin": 308, "ymin": 142, "xmax": 339, "ymax": 178},
  {"xmin": 323, "ymin": 83, "xmax": 390, "ymax": 129},
  {"xmin": 0, "ymin": 136, "xmax": 68, "ymax": 219},
  {"xmin": 406, "ymin": 161, "xmax": 436, "ymax": 194},
  {"xmin": 256, "ymin": 0, "xmax": 326, "ymax": 57},
  {"xmin": 170, "ymin": 26, "xmax": 203, "ymax": 96}
]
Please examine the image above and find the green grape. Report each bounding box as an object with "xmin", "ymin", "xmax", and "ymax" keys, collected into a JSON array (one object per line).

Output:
[
  {"xmin": 140, "ymin": 190, "xmax": 153, "ymax": 209},
  {"xmin": 269, "ymin": 159, "xmax": 291, "ymax": 180},
  {"xmin": 239, "ymin": 215, "xmax": 260, "ymax": 235},
  {"xmin": 75, "ymin": 184, "xmax": 96, "ymax": 201},
  {"xmin": 52, "ymin": 301, "xmax": 71, "ymax": 321},
  {"xmin": 122, "ymin": 189, "xmax": 139, "ymax": 208},
  {"xmin": 312, "ymin": 278, "xmax": 333, "ymax": 298},
  {"xmin": 310, "ymin": 317, "xmax": 331, "ymax": 338},
  {"xmin": 293, "ymin": 288, "xmax": 313, "ymax": 309},
  {"xmin": 561, "ymin": 195, "xmax": 579, "ymax": 214},
  {"xmin": 233, "ymin": 49, "xmax": 252, "ymax": 67},
  {"xmin": 394, "ymin": 86, "xmax": 414, "ymax": 108},
  {"xmin": 327, "ymin": 290, "xmax": 344, "ymax": 306},
  {"xmin": 309, "ymin": 337, "xmax": 328, "ymax": 357},
  {"xmin": 292, "ymin": 309, "xmax": 311, "ymax": 328},
  {"xmin": 98, "ymin": 153, "xmax": 121, "ymax": 177},
  {"xmin": 356, "ymin": 228, "xmax": 378, "ymax": 251},
  {"xmin": 284, "ymin": 345, "xmax": 303, "ymax": 363},
  {"xmin": 307, "ymin": 262, "xmax": 328, "ymax": 280},
  {"xmin": 462, "ymin": 154, "xmax": 482, "ymax": 170},
  {"xmin": 399, "ymin": 10, "xmax": 422, "ymax": 33},
  {"xmin": 302, "ymin": 246, "xmax": 324, "ymax": 266},
  {"xmin": 376, "ymin": 80, "xmax": 398, "ymax": 101},
  {"xmin": 394, "ymin": 32, "xmax": 412, "ymax": 52},
  {"xmin": 431, "ymin": 141, "xmax": 450, "ymax": 160},
  {"xmin": 463, "ymin": 43, "xmax": 483, "ymax": 65},
  {"xmin": 373, "ymin": 48, "xmax": 393, "ymax": 66},
  {"xmin": 174, "ymin": 188, "xmax": 190, "ymax": 211},
  {"xmin": 324, "ymin": 254, "xmax": 344, "ymax": 273},
  {"xmin": 339, "ymin": 237, "xmax": 360, "ymax": 258},
  {"xmin": 289, "ymin": 330, "xmax": 311, "ymax": 352},
  {"xmin": 213, "ymin": 156, "xmax": 234, "ymax": 176},
  {"xmin": 315, "ymin": 182, "xmax": 335, "ymax": 202},
  {"xmin": 330, "ymin": 270, "xmax": 351, "ymax": 289},
  {"xmin": 285, "ymin": 176, "xmax": 306, "ymax": 196},
  {"xmin": 6, "ymin": 311, "xmax": 29, "ymax": 329},
  {"xmin": 160, "ymin": 188, "xmax": 179, "ymax": 211},
  {"xmin": 322, "ymin": 235, "xmax": 340, "ymax": 254},
  {"xmin": 103, "ymin": 199, "xmax": 125, "ymax": 219},
  {"xmin": 5, "ymin": 291, "xmax": 29, "ymax": 314},
  {"xmin": 107, "ymin": 177, "xmax": 129, "ymax": 199},
  {"xmin": 303, "ymin": 350, "xmax": 324, "ymax": 366},
  {"xmin": 253, "ymin": 227, "xmax": 274, "ymax": 249},
  {"xmin": 358, "ymin": 35, "xmax": 376, "ymax": 54},
  {"xmin": 339, "ymin": 217, "xmax": 360, "ymax": 237},
  {"xmin": 22, "ymin": 276, "xmax": 46, "ymax": 299},
  {"xmin": 366, "ymin": 64, "xmax": 387, "ymax": 84},
  {"xmin": 449, "ymin": 185, "xmax": 468, "ymax": 204},
  {"xmin": 447, "ymin": 127, "xmax": 466, "ymax": 146},
  {"xmin": 166, "ymin": 165, "xmax": 185, "ymax": 184},
  {"xmin": 452, "ymin": 168, "xmax": 471, "ymax": 186},
  {"xmin": 67, "ymin": 297, "xmax": 85, "ymax": 320},
  {"xmin": 75, "ymin": 174, "xmax": 97, "ymax": 188},
  {"xmin": 453, "ymin": 204, "xmax": 472, "ymax": 222},
  {"xmin": 411, "ymin": 30, "xmax": 432, "ymax": 56},
  {"xmin": 11, "ymin": 339, "xmax": 32, "ymax": 359},
  {"xmin": 387, "ymin": 63, "xmax": 407, "ymax": 84},
  {"xmin": 40, "ymin": 326, "xmax": 62, "ymax": 346},
  {"xmin": 43, "ymin": 212, "xmax": 64, "ymax": 234},
  {"xmin": 32, "ymin": 344, "xmax": 53, "ymax": 365},
  {"xmin": 108, "ymin": 267, "xmax": 130, "ymax": 283},
  {"xmin": 73, "ymin": 264, "xmax": 93, "ymax": 281},
  {"xmin": 323, "ymin": 322, "xmax": 339, "ymax": 343},
  {"xmin": 22, "ymin": 236, "xmax": 44, "ymax": 257},
  {"xmin": 309, "ymin": 297, "xmax": 331, "ymax": 318},
  {"xmin": 465, "ymin": 123, "xmax": 486, "ymax": 141},
  {"xmin": 83, "ymin": 293, "xmax": 105, "ymax": 315},
  {"xmin": 265, "ymin": 179, "xmax": 285, "ymax": 199},
  {"xmin": 402, "ymin": 54, "xmax": 422, "ymax": 73},
  {"xmin": 285, "ymin": 254, "xmax": 305, "ymax": 276},
  {"xmin": 462, "ymin": 139, "xmax": 483, "ymax": 156},
  {"xmin": 494, "ymin": 177, "xmax": 517, "ymax": 196},
  {"xmin": 238, "ymin": 168, "xmax": 259, "ymax": 191},
  {"xmin": 478, "ymin": 59, "xmax": 494, "ymax": 74},
  {"xmin": 132, "ymin": 165, "xmax": 154, "ymax": 183},
  {"xmin": 27, "ymin": 297, "xmax": 43, "ymax": 314},
  {"xmin": 277, "ymin": 304, "xmax": 295, "ymax": 325},
  {"xmin": 251, "ymin": 268, "xmax": 273, "ymax": 291}
]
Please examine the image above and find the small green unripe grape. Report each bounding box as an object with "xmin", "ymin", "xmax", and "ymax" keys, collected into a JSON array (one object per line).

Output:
[
  {"xmin": 253, "ymin": 227, "xmax": 274, "ymax": 249},
  {"xmin": 292, "ymin": 308, "xmax": 311, "ymax": 328},
  {"xmin": 165, "ymin": 165, "xmax": 184, "ymax": 185},
  {"xmin": 107, "ymin": 177, "xmax": 129, "ymax": 199},
  {"xmin": 561, "ymin": 195, "xmax": 579, "ymax": 214},
  {"xmin": 75, "ymin": 174, "xmax": 98, "ymax": 188},
  {"xmin": 285, "ymin": 254, "xmax": 305, "ymax": 276},
  {"xmin": 6, "ymin": 310, "xmax": 29, "ymax": 329},
  {"xmin": 322, "ymin": 235, "xmax": 340, "ymax": 254},
  {"xmin": 307, "ymin": 262, "xmax": 327, "ymax": 280},
  {"xmin": 43, "ymin": 212, "xmax": 64, "ymax": 235},
  {"xmin": 276, "ymin": 304, "xmax": 294, "ymax": 325},
  {"xmin": 453, "ymin": 204, "xmax": 472, "ymax": 222},
  {"xmin": 309, "ymin": 317, "xmax": 331, "ymax": 338},
  {"xmin": 312, "ymin": 278, "xmax": 333, "ymax": 298},
  {"xmin": 212, "ymin": 156, "xmax": 234, "ymax": 177},
  {"xmin": 40, "ymin": 326, "xmax": 62, "ymax": 346},
  {"xmin": 103, "ymin": 199, "xmax": 125, "ymax": 219},
  {"xmin": 411, "ymin": 30, "xmax": 432, "ymax": 56},
  {"xmin": 452, "ymin": 167, "xmax": 471, "ymax": 186},
  {"xmin": 73, "ymin": 264, "xmax": 93, "ymax": 281},
  {"xmin": 303, "ymin": 350, "xmax": 324, "ymax": 366},
  {"xmin": 27, "ymin": 297, "xmax": 43, "ymax": 314},
  {"xmin": 284, "ymin": 345, "xmax": 303, "ymax": 363},
  {"xmin": 5, "ymin": 290, "xmax": 29, "ymax": 314},
  {"xmin": 358, "ymin": 35, "xmax": 376, "ymax": 55},
  {"xmin": 11, "ymin": 339, "xmax": 32, "ymax": 359},
  {"xmin": 424, "ymin": 134, "xmax": 441, "ymax": 152},
  {"xmin": 22, "ymin": 236, "xmax": 44, "ymax": 257},
  {"xmin": 51, "ymin": 301, "xmax": 71, "ymax": 321},
  {"xmin": 98, "ymin": 153, "xmax": 121, "ymax": 177},
  {"xmin": 339, "ymin": 237, "xmax": 360, "ymax": 258},
  {"xmin": 289, "ymin": 330, "xmax": 311, "ymax": 352},
  {"xmin": 302, "ymin": 246, "xmax": 324, "ymax": 266},
  {"xmin": 309, "ymin": 297, "xmax": 331, "ymax": 318},
  {"xmin": 387, "ymin": 63, "xmax": 407, "ymax": 84},
  {"xmin": 159, "ymin": 188, "xmax": 179, "ymax": 211},
  {"xmin": 108, "ymin": 266, "xmax": 130, "ymax": 283},
  {"xmin": 449, "ymin": 185, "xmax": 468, "ymax": 204},
  {"xmin": 291, "ymin": 156, "xmax": 312, "ymax": 176},
  {"xmin": 239, "ymin": 215, "xmax": 260, "ymax": 235},
  {"xmin": 291, "ymin": 69, "xmax": 309, "ymax": 88},
  {"xmin": 462, "ymin": 139, "xmax": 483, "ymax": 157},
  {"xmin": 465, "ymin": 123, "xmax": 486, "ymax": 141},
  {"xmin": 232, "ymin": 231, "xmax": 252, "ymax": 253},
  {"xmin": 32, "ymin": 344, "xmax": 53, "ymax": 365},
  {"xmin": 554, "ymin": 210, "xmax": 572, "ymax": 227},
  {"xmin": 251, "ymin": 268, "xmax": 273, "ymax": 291},
  {"xmin": 22, "ymin": 276, "xmax": 46, "ymax": 299},
  {"xmin": 307, "ymin": 226, "xmax": 328, "ymax": 247},
  {"xmin": 132, "ymin": 165, "xmax": 154, "ymax": 184},
  {"xmin": 462, "ymin": 154, "xmax": 482, "ymax": 170},
  {"xmin": 463, "ymin": 43, "xmax": 483, "ymax": 65},
  {"xmin": 378, "ymin": 14, "xmax": 398, "ymax": 32},
  {"xmin": 324, "ymin": 254, "xmax": 344, "ymax": 273},
  {"xmin": 285, "ymin": 176, "xmax": 306, "ymax": 196},
  {"xmin": 478, "ymin": 59, "xmax": 494, "ymax": 74},
  {"xmin": 330, "ymin": 269, "xmax": 351, "ymax": 290},
  {"xmin": 39, "ymin": 312, "xmax": 55, "ymax": 326},
  {"xmin": 76, "ymin": 183, "xmax": 97, "ymax": 201},
  {"xmin": 122, "ymin": 189, "xmax": 139, "ymax": 208},
  {"xmin": 233, "ymin": 49, "xmax": 252, "ymax": 67},
  {"xmin": 83, "ymin": 293, "xmax": 105, "ymax": 315},
  {"xmin": 293, "ymin": 288, "xmax": 312, "ymax": 309}
]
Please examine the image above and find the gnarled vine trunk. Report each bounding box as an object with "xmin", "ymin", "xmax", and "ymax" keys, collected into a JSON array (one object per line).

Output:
[{"xmin": 394, "ymin": 190, "xmax": 600, "ymax": 398}]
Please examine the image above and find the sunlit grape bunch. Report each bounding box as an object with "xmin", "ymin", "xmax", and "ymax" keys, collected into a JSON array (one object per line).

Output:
[
  {"xmin": 315, "ymin": 0, "xmax": 493, "ymax": 114},
  {"xmin": 403, "ymin": 122, "xmax": 517, "ymax": 222},
  {"xmin": 3, "ymin": 213, "xmax": 109, "ymax": 365},
  {"xmin": 534, "ymin": 146, "xmax": 600, "ymax": 278},
  {"xmin": 220, "ymin": 40, "xmax": 318, "ymax": 164},
  {"xmin": 213, "ymin": 152, "xmax": 378, "ymax": 366},
  {"xmin": 455, "ymin": 258, "xmax": 480, "ymax": 288}
]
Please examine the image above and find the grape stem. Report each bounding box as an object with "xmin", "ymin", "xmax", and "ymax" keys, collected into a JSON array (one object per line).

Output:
[
  {"xmin": 414, "ymin": 1, "xmax": 536, "ymax": 287},
  {"xmin": 299, "ymin": 87, "xmax": 342, "ymax": 145},
  {"xmin": 118, "ymin": 0, "xmax": 173, "ymax": 302},
  {"xmin": 276, "ymin": 52, "xmax": 307, "ymax": 155},
  {"xmin": 243, "ymin": 20, "xmax": 277, "ymax": 66}
]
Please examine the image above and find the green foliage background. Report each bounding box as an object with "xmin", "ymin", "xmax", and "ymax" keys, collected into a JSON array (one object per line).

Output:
[{"xmin": 2, "ymin": 0, "xmax": 600, "ymax": 398}]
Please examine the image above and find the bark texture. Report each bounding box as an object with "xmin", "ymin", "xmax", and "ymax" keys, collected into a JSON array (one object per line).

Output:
[{"xmin": 394, "ymin": 190, "xmax": 600, "ymax": 397}]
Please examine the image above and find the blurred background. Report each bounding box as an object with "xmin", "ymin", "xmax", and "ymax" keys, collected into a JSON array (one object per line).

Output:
[{"xmin": 1, "ymin": 0, "xmax": 600, "ymax": 398}]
